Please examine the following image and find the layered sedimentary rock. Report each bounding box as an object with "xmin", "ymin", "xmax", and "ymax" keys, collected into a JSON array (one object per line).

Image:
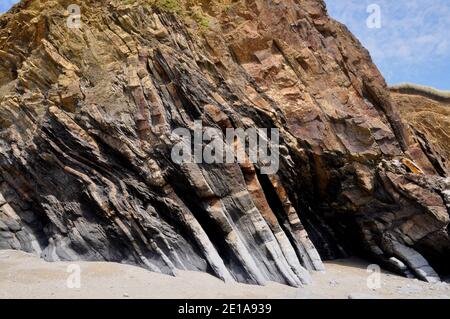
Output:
[
  {"xmin": 391, "ymin": 85, "xmax": 450, "ymax": 176},
  {"xmin": 0, "ymin": 0, "xmax": 449, "ymax": 286}
]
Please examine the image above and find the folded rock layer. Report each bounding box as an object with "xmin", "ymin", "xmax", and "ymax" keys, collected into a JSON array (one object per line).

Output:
[{"xmin": 0, "ymin": 0, "xmax": 448, "ymax": 285}]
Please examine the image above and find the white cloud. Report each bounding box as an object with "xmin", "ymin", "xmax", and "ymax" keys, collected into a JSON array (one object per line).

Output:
[{"xmin": 325, "ymin": 0, "xmax": 450, "ymax": 64}]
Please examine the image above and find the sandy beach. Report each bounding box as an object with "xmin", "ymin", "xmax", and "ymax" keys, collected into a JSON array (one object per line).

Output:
[{"xmin": 0, "ymin": 250, "xmax": 448, "ymax": 299}]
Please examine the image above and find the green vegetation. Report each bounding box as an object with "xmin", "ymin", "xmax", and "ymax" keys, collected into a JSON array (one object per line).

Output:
[
  {"xmin": 153, "ymin": 0, "xmax": 183, "ymax": 14},
  {"xmin": 191, "ymin": 10, "xmax": 210, "ymax": 29},
  {"xmin": 121, "ymin": 0, "xmax": 210, "ymax": 31},
  {"xmin": 157, "ymin": 1, "xmax": 210, "ymax": 31}
]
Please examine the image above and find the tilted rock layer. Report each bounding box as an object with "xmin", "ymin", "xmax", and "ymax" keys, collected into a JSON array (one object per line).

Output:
[
  {"xmin": 0, "ymin": 0, "xmax": 448, "ymax": 286},
  {"xmin": 391, "ymin": 87, "xmax": 450, "ymax": 176}
]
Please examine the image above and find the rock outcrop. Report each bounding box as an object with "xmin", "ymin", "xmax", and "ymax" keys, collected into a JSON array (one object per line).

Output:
[
  {"xmin": 391, "ymin": 86, "xmax": 450, "ymax": 177},
  {"xmin": 0, "ymin": 0, "xmax": 449, "ymax": 286}
]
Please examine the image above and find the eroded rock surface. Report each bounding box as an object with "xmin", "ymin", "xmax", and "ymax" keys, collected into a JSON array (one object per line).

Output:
[
  {"xmin": 0, "ymin": 0, "xmax": 449, "ymax": 286},
  {"xmin": 391, "ymin": 88, "xmax": 450, "ymax": 176}
]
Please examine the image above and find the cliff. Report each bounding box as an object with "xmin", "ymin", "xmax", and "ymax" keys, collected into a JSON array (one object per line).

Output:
[
  {"xmin": 391, "ymin": 86, "xmax": 450, "ymax": 177},
  {"xmin": 0, "ymin": 0, "xmax": 449, "ymax": 286}
]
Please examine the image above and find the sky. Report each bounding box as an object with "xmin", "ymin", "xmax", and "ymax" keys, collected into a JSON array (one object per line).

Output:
[
  {"xmin": 1, "ymin": 0, "xmax": 449, "ymax": 90},
  {"xmin": 0, "ymin": 0, "xmax": 18, "ymax": 14},
  {"xmin": 324, "ymin": 0, "xmax": 450, "ymax": 90}
]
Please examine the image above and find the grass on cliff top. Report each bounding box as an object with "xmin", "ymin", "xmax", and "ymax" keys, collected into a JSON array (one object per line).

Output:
[{"xmin": 390, "ymin": 83, "xmax": 450, "ymax": 101}]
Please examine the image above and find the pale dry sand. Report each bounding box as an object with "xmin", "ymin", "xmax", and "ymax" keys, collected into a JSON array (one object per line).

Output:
[{"xmin": 0, "ymin": 250, "xmax": 449, "ymax": 299}]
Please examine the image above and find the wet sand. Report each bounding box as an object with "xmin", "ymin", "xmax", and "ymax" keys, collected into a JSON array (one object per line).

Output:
[{"xmin": 0, "ymin": 250, "xmax": 449, "ymax": 299}]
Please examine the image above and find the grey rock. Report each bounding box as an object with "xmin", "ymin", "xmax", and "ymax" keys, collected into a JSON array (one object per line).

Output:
[{"xmin": 389, "ymin": 257, "xmax": 407, "ymax": 271}]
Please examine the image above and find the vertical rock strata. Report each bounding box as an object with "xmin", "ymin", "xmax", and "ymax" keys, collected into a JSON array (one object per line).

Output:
[{"xmin": 0, "ymin": 0, "xmax": 448, "ymax": 285}]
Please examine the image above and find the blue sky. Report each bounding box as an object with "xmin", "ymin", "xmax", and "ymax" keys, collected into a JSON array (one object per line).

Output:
[
  {"xmin": 0, "ymin": 0, "xmax": 18, "ymax": 14},
  {"xmin": 1, "ymin": 1, "xmax": 449, "ymax": 90},
  {"xmin": 324, "ymin": 0, "xmax": 450, "ymax": 90}
]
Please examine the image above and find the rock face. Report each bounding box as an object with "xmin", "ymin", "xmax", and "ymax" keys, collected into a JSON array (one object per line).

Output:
[
  {"xmin": 0, "ymin": 0, "xmax": 448, "ymax": 286},
  {"xmin": 391, "ymin": 86, "xmax": 450, "ymax": 176}
]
